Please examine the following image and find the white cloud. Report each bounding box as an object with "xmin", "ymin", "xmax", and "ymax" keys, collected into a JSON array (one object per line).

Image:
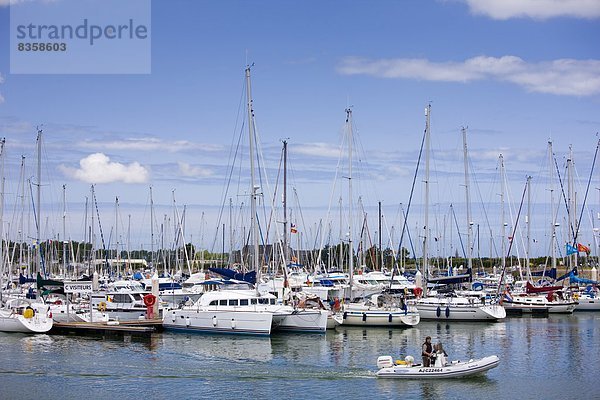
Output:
[
  {"xmin": 59, "ymin": 153, "xmax": 149, "ymax": 184},
  {"xmin": 295, "ymin": 142, "xmax": 342, "ymax": 159},
  {"xmin": 178, "ymin": 162, "xmax": 213, "ymax": 178},
  {"xmin": 338, "ymin": 56, "xmax": 600, "ymax": 96},
  {"xmin": 0, "ymin": 0, "xmax": 59, "ymax": 6},
  {"xmin": 78, "ymin": 138, "xmax": 223, "ymax": 153},
  {"xmin": 459, "ymin": 0, "xmax": 600, "ymax": 20}
]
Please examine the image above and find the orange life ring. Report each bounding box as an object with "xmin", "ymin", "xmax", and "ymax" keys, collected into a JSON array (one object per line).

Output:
[{"xmin": 143, "ymin": 294, "xmax": 156, "ymax": 307}]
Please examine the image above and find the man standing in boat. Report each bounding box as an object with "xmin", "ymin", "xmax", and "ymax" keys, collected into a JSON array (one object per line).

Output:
[{"xmin": 422, "ymin": 336, "xmax": 433, "ymax": 367}]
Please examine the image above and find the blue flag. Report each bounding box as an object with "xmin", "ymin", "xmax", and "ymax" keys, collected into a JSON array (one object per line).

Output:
[{"xmin": 566, "ymin": 243, "xmax": 578, "ymax": 255}]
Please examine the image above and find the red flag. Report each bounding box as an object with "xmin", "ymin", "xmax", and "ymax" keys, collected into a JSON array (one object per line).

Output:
[{"xmin": 577, "ymin": 243, "xmax": 591, "ymax": 254}]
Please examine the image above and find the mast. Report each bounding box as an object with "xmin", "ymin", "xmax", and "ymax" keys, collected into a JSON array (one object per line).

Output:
[
  {"xmin": 378, "ymin": 201, "xmax": 382, "ymax": 271},
  {"xmin": 567, "ymin": 146, "xmax": 577, "ymax": 270},
  {"xmin": 346, "ymin": 108, "xmax": 354, "ymax": 301},
  {"xmin": 127, "ymin": 214, "xmax": 131, "ymax": 276},
  {"xmin": 548, "ymin": 142, "xmax": 557, "ymax": 270},
  {"xmin": 0, "ymin": 138, "xmax": 5, "ymax": 302},
  {"xmin": 84, "ymin": 196, "xmax": 89, "ymax": 275},
  {"xmin": 229, "ymin": 198, "xmax": 233, "ymax": 265},
  {"xmin": 35, "ymin": 128, "xmax": 43, "ymax": 276},
  {"xmin": 423, "ymin": 105, "xmax": 431, "ymax": 279},
  {"xmin": 18, "ymin": 156, "xmax": 25, "ymax": 277},
  {"xmin": 115, "ymin": 196, "xmax": 119, "ymax": 276},
  {"xmin": 245, "ymin": 65, "xmax": 260, "ymax": 290},
  {"xmin": 62, "ymin": 184, "xmax": 67, "ymax": 277},
  {"xmin": 462, "ymin": 126, "xmax": 473, "ymax": 272},
  {"xmin": 339, "ymin": 196, "xmax": 343, "ymax": 270},
  {"xmin": 282, "ymin": 140, "xmax": 289, "ymax": 267},
  {"xmin": 150, "ymin": 185, "xmax": 155, "ymax": 270},
  {"xmin": 90, "ymin": 185, "xmax": 95, "ymax": 274},
  {"xmin": 499, "ymin": 154, "xmax": 506, "ymax": 273},
  {"xmin": 526, "ymin": 175, "xmax": 532, "ymax": 276}
]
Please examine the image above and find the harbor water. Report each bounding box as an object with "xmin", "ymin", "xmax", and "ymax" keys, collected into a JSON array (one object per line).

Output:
[{"xmin": 1, "ymin": 312, "xmax": 598, "ymax": 399}]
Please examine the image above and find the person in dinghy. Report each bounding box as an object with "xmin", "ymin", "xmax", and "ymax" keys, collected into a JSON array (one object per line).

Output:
[
  {"xmin": 432, "ymin": 342, "xmax": 448, "ymax": 367},
  {"xmin": 422, "ymin": 336, "xmax": 434, "ymax": 367}
]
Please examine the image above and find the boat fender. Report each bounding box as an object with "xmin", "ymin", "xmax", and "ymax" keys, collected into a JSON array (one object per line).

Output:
[
  {"xmin": 231, "ymin": 318, "xmax": 236, "ymax": 329},
  {"xmin": 362, "ymin": 313, "xmax": 367, "ymax": 322},
  {"xmin": 388, "ymin": 314, "xmax": 392, "ymax": 323},
  {"xmin": 436, "ymin": 306, "xmax": 441, "ymax": 318},
  {"xmin": 414, "ymin": 287, "xmax": 423, "ymax": 298},
  {"xmin": 445, "ymin": 306, "xmax": 450, "ymax": 318},
  {"xmin": 343, "ymin": 312, "xmax": 348, "ymax": 320},
  {"xmin": 186, "ymin": 317, "xmax": 191, "ymax": 327},
  {"xmin": 98, "ymin": 302, "xmax": 107, "ymax": 312},
  {"xmin": 212, "ymin": 316, "xmax": 217, "ymax": 326}
]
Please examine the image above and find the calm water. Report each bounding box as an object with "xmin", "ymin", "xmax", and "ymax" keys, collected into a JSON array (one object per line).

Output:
[{"xmin": 1, "ymin": 313, "xmax": 598, "ymax": 399}]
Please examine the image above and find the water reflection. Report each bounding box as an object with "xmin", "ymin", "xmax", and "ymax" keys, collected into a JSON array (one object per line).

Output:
[
  {"xmin": 0, "ymin": 313, "xmax": 598, "ymax": 399},
  {"xmin": 162, "ymin": 332, "xmax": 274, "ymax": 363}
]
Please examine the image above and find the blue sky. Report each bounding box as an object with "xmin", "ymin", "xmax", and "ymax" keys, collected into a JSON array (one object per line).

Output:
[{"xmin": 0, "ymin": 0, "xmax": 599, "ymax": 261}]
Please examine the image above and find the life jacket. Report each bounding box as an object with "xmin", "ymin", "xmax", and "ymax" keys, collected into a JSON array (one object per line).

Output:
[{"xmin": 422, "ymin": 341, "xmax": 432, "ymax": 356}]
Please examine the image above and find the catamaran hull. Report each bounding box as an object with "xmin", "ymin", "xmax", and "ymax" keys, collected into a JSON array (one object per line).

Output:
[
  {"xmin": 272, "ymin": 310, "xmax": 328, "ymax": 333},
  {"xmin": 163, "ymin": 309, "xmax": 273, "ymax": 336},
  {"xmin": 416, "ymin": 304, "xmax": 506, "ymax": 321},
  {"xmin": 376, "ymin": 355, "xmax": 500, "ymax": 379}
]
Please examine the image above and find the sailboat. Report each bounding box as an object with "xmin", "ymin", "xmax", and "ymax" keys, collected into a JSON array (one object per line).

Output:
[
  {"xmin": 164, "ymin": 66, "xmax": 327, "ymax": 335},
  {"xmin": 501, "ymin": 144, "xmax": 577, "ymax": 314},
  {"xmin": 163, "ymin": 67, "xmax": 274, "ymax": 335},
  {"xmin": 333, "ymin": 108, "xmax": 420, "ymax": 328},
  {"xmin": 414, "ymin": 116, "xmax": 505, "ymax": 321},
  {"xmin": 0, "ymin": 134, "xmax": 53, "ymax": 333}
]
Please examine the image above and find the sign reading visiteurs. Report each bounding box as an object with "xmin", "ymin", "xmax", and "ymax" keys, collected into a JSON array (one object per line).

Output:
[
  {"xmin": 10, "ymin": 0, "xmax": 151, "ymax": 74},
  {"xmin": 64, "ymin": 281, "xmax": 93, "ymax": 294}
]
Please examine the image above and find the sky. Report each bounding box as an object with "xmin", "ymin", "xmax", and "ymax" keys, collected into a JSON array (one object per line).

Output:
[{"xmin": 0, "ymin": 0, "xmax": 599, "ymax": 262}]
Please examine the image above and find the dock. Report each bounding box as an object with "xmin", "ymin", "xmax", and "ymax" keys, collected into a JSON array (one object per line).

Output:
[{"xmin": 50, "ymin": 318, "xmax": 163, "ymax": 337}]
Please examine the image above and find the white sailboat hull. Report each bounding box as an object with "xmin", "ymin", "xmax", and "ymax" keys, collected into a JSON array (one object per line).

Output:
[
  {"xmin": 416, "ymin": 303, "xmax": 506, "ymax": 321},
  {"xmin": 503, "ymin": 296, "xmax": 576, "ymax": 314},
  {"xmin": 333, "ymin": 307, "xmax": 420, "ymax": 327},
  {"xmin": 574, "ymin": 295, "xmax": 600, "ymax": 311},
  {"xmin": 0, "ymin": 309, "xmax": 53, "ymax": 333}
]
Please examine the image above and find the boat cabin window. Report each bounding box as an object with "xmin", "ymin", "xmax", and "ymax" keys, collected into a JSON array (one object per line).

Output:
[
  {"xmin": 251, "ymin": 299, "xmax": 257, "ymax": 305},
  {"xmin": 240, "ymin": 299, "xmax": 249, "ymax": 306},
  {"xmin": 270, "ymin": 299, "xmax": 276, "ymax": 305},
  {"xmin": 209, "ymin": 300, "xmax": 218, "ymax": 306},
  {"xmin": 228, "ymin": 299, "xmax": 239, "ymax": 306},
  {"xmin": 113, "ymin": 294, "xmax": 131, "ymax": 303},
  {"xmin": 258, "ymin": 298, "xmax": 269, "ymax": 304},
  {"xmin": 219, "ymin": 300, "xmax": 227, "ymax": 306}
]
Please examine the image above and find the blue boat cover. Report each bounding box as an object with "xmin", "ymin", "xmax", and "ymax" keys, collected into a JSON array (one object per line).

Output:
[{"xmin": 208, "ymin": 268, "xmax": 256, "ymax": 284}]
